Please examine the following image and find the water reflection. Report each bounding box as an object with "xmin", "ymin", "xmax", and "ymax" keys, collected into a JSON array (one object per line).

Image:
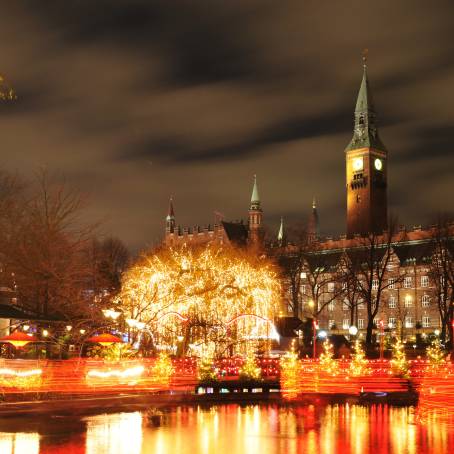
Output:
[
  {"xmin": 0, "ymin": 432, "xmax": 40, "ymax": 454},
  {"xmin": 1, "ymin": 403, "xmax": 453, "ymax": 454}
]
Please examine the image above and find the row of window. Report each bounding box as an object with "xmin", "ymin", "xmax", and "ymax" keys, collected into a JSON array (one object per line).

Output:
[
  {"xmin": 300, "ymin": 275, "xmax": 431, "ymax": 294},
  {"xmin": 325, "ymin": 294, "xmax": 432, "ymax": 311},
  {"xmin": 329, "ymin": 316, "xmax": 432, "ymax": 330}
]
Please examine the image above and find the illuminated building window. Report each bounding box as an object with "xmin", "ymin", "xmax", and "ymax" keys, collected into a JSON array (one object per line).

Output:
[
  {"xmin": 328, "ymin": 320, "xmax": 335, "ymax": 329},
  {"xmin": 300, "ymin": 272, "xmax": 307, "ymax": 279},
  {"xmin": 327, "ymin": 282, "xmax": 335, "ymax": 292},
  {"xmin": 328, "ymin": 301, "xmax": 335, "ymax": 311},
  {"xmin": 388, "ymin": 296, "xmax": 396, "ymax": 308},
  {"xmin": 342, "ymin": 319, "xmax": 349, "ymax": 330},
  {"xmin": 404, "ymin": 295, "xmax": 412, "ymax": 307},
  {"xmin": 421, "ymin": 276, "xmax": 429, "ymax": 288},
  {"xmin": 422, "ymin": 316, "xmax": 430, "ymax": 328},
  {"xmin": 404, "ymin": 277, "xmax": 412, "ymax": 288},
  {"xmin": 405, "ymin": 316, "xmax": 413, "ymax": 328},
  {"xmin": 372, "ymin": 279, "xmax": 379, "ymax": 290},
  {"xmin": 388, "ymin": 278, "xmax": 395, "ymax": 289},
  {"xmin": 358, "ymin": 319, "xmax": 364, "ymax": 329},
  {"xmin": 300, "ymin": 284, "xmax": 306, "ymax": 294},
  {"xmin": 388, "ymin": 317, "xmax": 396, "ymax": 328},
  {"xmin": 421, "ymin": 294, "xmax": 430, "ymax": 307}
]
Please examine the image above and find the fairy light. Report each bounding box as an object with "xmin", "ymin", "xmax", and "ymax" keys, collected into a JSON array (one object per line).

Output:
[
  {"xmin": 319, "ymin": 339, "xmax": 339, "ymax": 375},
  {"xmin": 390, "ymin": 338, "xmax": 409, "ymax": 378},
  {"xmin": 152, "ymin": 352, "xmax": 174, "ymax": 386},
  {"xmin": 426, "ymin": 338, "xmax": 447, "ymax": 373},
  {"xmin": 349, "ymin": 339, "xmax": 371, "ymax": 377},
  {"xmin": 87, "ymin": 366, "xmax": 145, "ymax": 379},
  {"xmin": 116, "ymin": 244, "xmax": 281, "ymax": 354},
  {"xmin": 280, "ymin": 340, "xmax": 301, "ymax": 399},
  {"xmin": 239, "ymin": 346, "xmax": 261, "ymax": 381}
]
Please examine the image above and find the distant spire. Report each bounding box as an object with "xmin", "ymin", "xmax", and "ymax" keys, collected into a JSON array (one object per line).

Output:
[
  {"xmin": 166, "ymin": 196, "xmax": 175, "ymax": 220},
  {"xmin": 251, "ymin": 174, "xmax": 260, "ymax": 204},
  {"xmin": 277, "ymin": 216, "xmax": 286, "ymax": 246},
  {"xmin": 307, "ymin": 198, "xmax": 319, "ymax": 243}
]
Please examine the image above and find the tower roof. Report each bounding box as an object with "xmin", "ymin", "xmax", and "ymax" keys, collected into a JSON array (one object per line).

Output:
[
  {"xmin": 355, "ymin": 64, "xmax": 375, "ymax": 114},
  {"xmin": 345, "ymin": 55, "xmax": 387, "ymax": 153},
  {"xmin": 277, "ymin": 216, "xmax": 285, "ymax": 242},
  {"xmin": 166, "ymin": 197, "xmax": 175, "ymax": 220},
  {"xmin": 251, "ymin": 174, "xmax": 260, "ymax": 204}
]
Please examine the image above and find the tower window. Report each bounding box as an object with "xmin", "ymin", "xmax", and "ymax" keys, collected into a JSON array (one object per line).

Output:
[
  {"xmin": 359, "ymin": 114, "xmax": 365, "ymax": 126},
  {"xmin": 356, "ymin": 195, "xmax": 361, "ymax": 203}
]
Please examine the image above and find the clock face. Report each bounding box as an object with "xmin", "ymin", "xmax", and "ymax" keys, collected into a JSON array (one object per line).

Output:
[
  {"xmin": 352, "ymin": 157, "xmax": 364, "ymax": 171},
  {"xmin": 374, "ymin": 158, "xmax": 383, "ymax": 171}
]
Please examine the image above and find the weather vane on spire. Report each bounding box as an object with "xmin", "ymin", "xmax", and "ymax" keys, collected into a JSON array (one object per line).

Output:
[{"xmin": 362, "ymin": 48, "xmax": 369, "ymax": 67}]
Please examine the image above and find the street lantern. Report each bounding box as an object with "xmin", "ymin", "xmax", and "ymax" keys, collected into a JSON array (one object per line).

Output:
[
  {"xmin": 0, "ymin": 331, "xmax": 38, "ymax": 348},
  {"xmin": 349, "ymin": 325, "xmax": 358, "ymax": 336}
]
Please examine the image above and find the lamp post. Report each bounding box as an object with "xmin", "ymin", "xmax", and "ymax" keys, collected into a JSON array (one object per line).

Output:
[
  {"xmin": 379, "ymin": 319, "xmax": 385, "ymax": 360},
  {"xmin": 312, "ymin": 319, "xmax": 318, "ymax": 359}
]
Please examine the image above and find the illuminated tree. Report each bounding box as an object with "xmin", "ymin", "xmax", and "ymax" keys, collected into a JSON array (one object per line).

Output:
[
  {"xmin": 319, "ymin": 339, "xmax": 338, "ymax": 375},
  {"xmin": 426, "ymin": 338, "xmax": 447, "ymax": 373},
  {"xmin": 390, "ymin": 338, "xmax": 409, "ymax": 377},
  {"xmin": 349, "ymin": 339, "xmax": 370, "ymax": 377},
  {"xmin": 239, "ymin": 346, "xmax": 262, "ymax": 381},
  {"xmin": 198, "ymin": 355, "xmax": 218, "ymax": 383},
  {"xmin": 280, "ymin": 340, "xmax": 301, "ymax": 399},
  {"xmin": 152, "ymin": 352, "xmax": 174, "ymax": 385},
  {"xmin": 117, "ymin": 244, "xmax": 281, "ymax": 356}
]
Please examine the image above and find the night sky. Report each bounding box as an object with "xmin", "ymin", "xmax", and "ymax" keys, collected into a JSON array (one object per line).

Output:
[{"xmin": 1, "ymin": 1, "xmax": 453, "ymax": 251}]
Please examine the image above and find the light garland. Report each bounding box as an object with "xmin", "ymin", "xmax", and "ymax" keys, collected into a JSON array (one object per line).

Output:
[
  {"xmin": 0, "ymin": 368, "xmax": 42, "ymax": 377},
  {"xmin": 86, "ymin": 366, "xmax": 145, "ymax": 379},
  {"xmin": 116, "ymin": 244, "xmax": 281, "ymax": 355},
  {"xmin": 280, "ymin": 340, "xmax": 301, "ymax": 399}
]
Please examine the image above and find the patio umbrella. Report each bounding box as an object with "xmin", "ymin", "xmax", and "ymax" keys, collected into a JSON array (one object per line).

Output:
[
  {"xmin": 0, "ymin": 331, "xmax": 38, "ymax": 348},
  {"xmin": 86, "ymin": 333, "xmax": 123, "ymax": 346}
]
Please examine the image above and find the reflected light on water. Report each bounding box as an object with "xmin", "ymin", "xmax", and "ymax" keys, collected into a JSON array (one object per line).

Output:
[
  {"xmin": 85, "ymin": 412, "xmax": 142, "ymax": 454},
  {"xmin": 0, "ymin": 432, "xmax": 40, "ymax": 454},
  {"xmin": 2, "ymin": 403, "xmax": 454, "ymax": 453}
]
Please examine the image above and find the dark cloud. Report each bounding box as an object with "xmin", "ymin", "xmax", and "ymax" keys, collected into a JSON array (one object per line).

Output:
[{"xmin": 0, "ymin": 0, "xmax": 453, "ymax": 251}]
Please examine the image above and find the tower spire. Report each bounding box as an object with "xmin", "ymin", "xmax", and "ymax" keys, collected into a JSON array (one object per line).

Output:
[
  {"xmin": 250, "ymin": 174, "xmax": 260, "ymax": 208},
  {"xmin": 345, "ymin": 51, "xmax": 386, "ymax": 152},
  {"xmin": 277, "ymin": 216, "xmax": 287, "ymax": 246},
  {"xmin": 307, "ymin": 198, "xmax": 319, "ymax": 243},
  {"xmin": 165, "ymin": 196, "xmax": 175, "ymax": 234}
]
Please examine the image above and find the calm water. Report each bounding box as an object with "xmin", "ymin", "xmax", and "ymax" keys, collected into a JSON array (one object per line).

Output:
[{"xmin": 0, "ymin": 404, "xmax": 453, "ymax": 454}]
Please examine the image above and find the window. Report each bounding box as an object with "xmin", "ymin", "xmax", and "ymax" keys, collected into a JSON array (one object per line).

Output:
[
  {"xmin": 300, "ymin": 284, "xmax": 306, "ymax": 295},
  {"xmin": 328, "ymin": 301, "xmax": 335, "ymax": 312},
  {"xmin": 388, "ymin": 296, "xmax": 396, "ymax": 309},
  {"xmin": 422, "ymin": 316, "xmax": 430, "ymax": 328},
  {"xmin": 300, "ymin": 272, "xmax": 307, "ymax": 279},
  {"xmin": 421, "ymin": 294, "xmax": 430, "ymax": 307},
  {"xmin": 388, "ymin": 317, "xmax": 396, "ymax": 328},
  {"xmin": 372, "ymin": 279, "xmax": 379, "ymax": 291},
  {"xmin": 329, "ymin": 320, "xmax": 335, "ymax": 329},
  {"xmin": 421, "ymin": 276, "xmax": 429, "ymax": 288},
  {"xmin": 328, "ymin": 282, "xmax": 335, "ymax": 293},
  {"xmin": 388, "ymin": 278, "xmax": 395, "ymax": 289},
  {"xmin": 342, "ymin": 282, "xmax": 347, "ymax": 291},
  {"xmin": 343, "ymin": 300, "xmax": 349, "ymax": 311},
  {"xmin": 405, "ymin": 316, "xmax": 413, "ymax": 328},
  {"xmin": 404, "ymin": 277, "xmax": 412, "ymax": 289},
  {"xmin": 404, "ymin": 295, "xmax": 412, "ymax": 307},
  {"xmin": 342, "ymin": 319, "xmax": 350, "ymax": 330},
  {"xmin": 358, "ymin": 319, "xmax": 364, "ymax": 329}
]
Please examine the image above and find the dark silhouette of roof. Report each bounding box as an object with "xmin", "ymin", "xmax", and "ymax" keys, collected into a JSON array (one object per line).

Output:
[{"xmin": 222, "ymin": 221, "xmax": 248, "ymax": 246}]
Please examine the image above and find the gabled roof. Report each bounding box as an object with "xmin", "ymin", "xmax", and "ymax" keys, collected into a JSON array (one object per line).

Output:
[{"xmin": 393, "ymin": 242, "xmax": 435, "ymax": 266}]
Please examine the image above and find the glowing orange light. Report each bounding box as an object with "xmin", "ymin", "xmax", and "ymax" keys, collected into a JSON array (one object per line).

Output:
[
  {"xmin": 0, "ymin": 331, "xmax": 38, "ymax": 348},
  {"xmin": 87, "ymin": 333, "xmax": 123, "ymax": 346}
]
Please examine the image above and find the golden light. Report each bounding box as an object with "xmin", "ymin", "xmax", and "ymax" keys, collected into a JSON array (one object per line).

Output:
[
  {"xmin": 87, "ymin": 334, "xmax": 123, "ymax": 347},
  {"xmin": 0, "ymin": 332, "xmax": 38, "ymax": 348},
  {"xmin": 116, "ymin": 244, "xmax": 281, "ymax": 356},
  {"xmin": 80, "ymin": 329, "xmax": 86, "ymax": 335},
  {"xmin": 66, "ymin": 325, "xmax": 73, "ymax": 332},
  {"xmin": 42, "ymin": 329, "xmax": 49, "ymax": 337},
  {"xmin": 22, "ymin": 324, "xmax": 30, "ymax": 332}
]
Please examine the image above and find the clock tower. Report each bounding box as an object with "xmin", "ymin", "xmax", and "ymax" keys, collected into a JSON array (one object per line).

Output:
[{"xmin": 346, "ymin": 59, "xmax": 388, "ymax": 238}]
